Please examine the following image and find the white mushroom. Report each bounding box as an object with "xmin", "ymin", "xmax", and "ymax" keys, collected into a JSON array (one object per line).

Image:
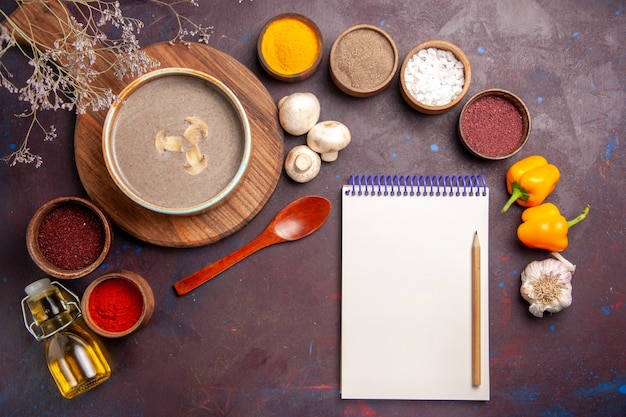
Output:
[
  {"xmin": 277, "ymin": 92, "xmax": 321, "ymax": 136},
  {"xmin": 306, "ymin": 120, "xmax": 351, "ymax": 162},
  {"xmin": 284, "ymin": 145, "xmax": 321, "ymax": 183},
  {"xmin": 155, "ymin": 130, "xmax": 183, "ymax": 153},
  {"xmin": 183, "ymin": 144, "xmax": 208, "ymax": 175},
  {"xmin": 183, "ymin": 116, "xmax": 208, "ymax": 145}
]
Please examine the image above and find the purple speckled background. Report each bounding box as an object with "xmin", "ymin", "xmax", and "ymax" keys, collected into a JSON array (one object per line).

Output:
[{"xmin": 1, "ymin": 1, "xmax": 623, "ymax": 416}]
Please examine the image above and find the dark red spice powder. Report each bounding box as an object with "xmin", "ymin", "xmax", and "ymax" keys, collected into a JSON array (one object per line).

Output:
[
  {"xmin": 88, "ymin": 278, "xmax": 144, "ymax": 333},
  {"xmin": 37, "ymin": 204, "xmax": 105, "ymax": 270},
  {"xmin": 461, "ymin": 95, "xmax": 524, "ymax": 157}
]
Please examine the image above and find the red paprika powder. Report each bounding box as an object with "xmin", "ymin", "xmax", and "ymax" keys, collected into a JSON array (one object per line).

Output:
[
  {"xmin": 461, "ymin": 95, "xmax": 524, "ymax": 158},
  {"xmin": 37, "ymin": 204, "xmax": 105, "ymax": 271},
  {"xmin": 88, "ymin": 278, "xmax": 144, "ymax": 333}
]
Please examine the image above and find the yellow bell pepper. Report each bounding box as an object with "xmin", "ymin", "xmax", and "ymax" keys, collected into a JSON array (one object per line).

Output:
[
  {"xmin": 502, "ymin": 155, "xmax": 560, "ymax": 212},
  {"xmin": 517, "ymin": 203, "xmax": 590, "ymax": 252}
]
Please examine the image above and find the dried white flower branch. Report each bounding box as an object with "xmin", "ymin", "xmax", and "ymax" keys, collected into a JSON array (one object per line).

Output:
[
  {"xmin": 155, "ymin": 0, "xmax": 213, "ymax": 45},
  {"xmin": 0, "ymin": 0, "xmax": 213, "ymax": 167}
]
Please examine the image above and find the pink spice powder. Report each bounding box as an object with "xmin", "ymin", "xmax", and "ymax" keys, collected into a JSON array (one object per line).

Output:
[{"xmin": 461, "ymin": 95, "xmax": 524, "ymax": 157}]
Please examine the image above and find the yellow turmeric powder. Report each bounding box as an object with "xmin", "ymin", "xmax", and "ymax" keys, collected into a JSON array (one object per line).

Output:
[{"xmin": 260, "ymin": 16, "xmax": 321, "ymax": 76}]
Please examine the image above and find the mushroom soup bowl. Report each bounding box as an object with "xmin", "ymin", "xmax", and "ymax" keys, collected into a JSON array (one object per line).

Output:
[{"xmin": 102, "ymin": 68, "xmax": 251, "ymax": 216}]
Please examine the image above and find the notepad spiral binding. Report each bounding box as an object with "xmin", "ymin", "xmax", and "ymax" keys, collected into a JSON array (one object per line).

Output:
[{"xmin": 345, "ymin": 174, "xmax": 488, "ymax": 197}]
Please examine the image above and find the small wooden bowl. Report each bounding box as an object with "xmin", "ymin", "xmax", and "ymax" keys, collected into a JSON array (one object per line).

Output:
[
  {"xmin": 400, "ymin": 40, "xmax": 472, "ymax": 114},
  {"xmin": 458, "ymin": 89, "xmax": 532, "ymax": 160},
  {"xmin": 26, "ymin": 197, "xmax": 112, "ymax": 279},
  {"xmin": 81, "ymin": 270, "xmax": 155, "ymax": 338},
  {"xmin": 329, "ymin": 25, "xmax": 398, "ymax": 97},
  {"xmin": 257, "ymin": 13, "xmax": 323, "ymax": 82}
]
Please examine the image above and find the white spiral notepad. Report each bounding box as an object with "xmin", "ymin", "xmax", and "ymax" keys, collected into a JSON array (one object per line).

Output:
[{"xmin": 341, "ymin": 175, "xmax": 490, "ymax": 401}]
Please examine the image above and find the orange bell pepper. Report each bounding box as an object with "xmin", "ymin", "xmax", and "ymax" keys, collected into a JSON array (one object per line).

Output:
[
  {"xmin": 517, "ymin": 203, "xmax": 590, "ymax": 252},
  {"xmin": 502, "ymin": 155, "xmax": 560, "ymax": 212}
]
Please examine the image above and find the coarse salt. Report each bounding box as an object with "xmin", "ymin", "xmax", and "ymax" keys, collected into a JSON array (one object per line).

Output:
[{"xmin": 403, "ymin": 47, "xmax": 465, "ymax": 107}]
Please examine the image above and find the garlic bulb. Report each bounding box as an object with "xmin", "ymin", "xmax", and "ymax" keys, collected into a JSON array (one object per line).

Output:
[{"xmin": 520, "ymin": 256, "xmax": 575, "ymax": 318}]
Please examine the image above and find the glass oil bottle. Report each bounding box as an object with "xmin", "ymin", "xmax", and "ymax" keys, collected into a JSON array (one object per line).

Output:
[{"xmin": 21, "ymin": 278, "xmax": 111, "ymax": 399}]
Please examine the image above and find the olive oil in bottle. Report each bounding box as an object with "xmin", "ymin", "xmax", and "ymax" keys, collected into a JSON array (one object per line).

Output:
[{"xmin": 22, "ymin": 278, "xmax": 111, "ymax": 399}]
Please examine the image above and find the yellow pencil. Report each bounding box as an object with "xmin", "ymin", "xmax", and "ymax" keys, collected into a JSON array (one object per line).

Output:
[{"xmin": 472, "ymin": 231, "xmax": 481, "ymax": 387}]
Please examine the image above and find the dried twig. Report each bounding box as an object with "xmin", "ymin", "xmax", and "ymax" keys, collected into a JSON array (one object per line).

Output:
[{"xmin": 0, "ymin": 0, "xmax": 213, "ymax": 167}]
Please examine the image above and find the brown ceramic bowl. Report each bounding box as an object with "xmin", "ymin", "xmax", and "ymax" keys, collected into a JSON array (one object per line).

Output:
[
  {"xmin": 26, "ymin": 196, "xmax": 112, "ymax": 279},
  {"xmin": 400, "ymin": 40, "xmax": 472, "ymax": 114},
  {"xmin": 458, "ymin": 89, "xmax": 532, "ymax": 160},
  {"xmin": 102, "ymin": 68, "xmax": 252, "ymax": 216},
  {"xmin": 257, "ymin": 13, "xmax": 324, "ymax": 82},
  {"xmin": 81, "ymin": 270, "xmax": 155, "ymax": 338},
  {"xmin": 329, "ymin": 25, "xmax": 398, "ymax": 97}
]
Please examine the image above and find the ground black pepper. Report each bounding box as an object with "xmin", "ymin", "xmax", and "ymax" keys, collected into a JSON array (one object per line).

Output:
[
  {"xmin": 37, "ymin": 204, "xmax": 105, "ymax": 270},
  {"xmin": 461, "ymin": 96, "xmax": 524, "ymax": 157},
  {"xmin": 333, "ymin": 28, "xmax": 395, "ymax": 90}
]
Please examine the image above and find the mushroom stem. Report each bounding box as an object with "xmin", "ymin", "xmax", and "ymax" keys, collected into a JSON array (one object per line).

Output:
[
  {"xmin": 284, "ymin": 145, "xmax": 321, "ymax": 183},
  {"xmin": 295, "ymin": 153, "xmax": 313, "ymax": 172},
  {"xmin": 321, "ymin": 151, "xmax": 339, "ymax": 162}
]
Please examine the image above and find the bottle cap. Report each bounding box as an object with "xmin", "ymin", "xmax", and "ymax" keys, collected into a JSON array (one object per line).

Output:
[{"xmin": 24, "ymin": 278, "xmax": 53, "ymax": 297}]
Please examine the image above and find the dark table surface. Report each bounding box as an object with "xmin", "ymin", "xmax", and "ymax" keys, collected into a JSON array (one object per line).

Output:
[{"xmin": 1, "ymin": 1, "xmax": 624, "ymax": 416}]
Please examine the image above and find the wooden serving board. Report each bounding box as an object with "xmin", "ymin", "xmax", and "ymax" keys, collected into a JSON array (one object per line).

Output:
[
  {"xmin": 74, "ymin": 42, "xmax": 284, "ymax": 247},
  {"xmin": 6, "ymin": 2, "xmax": 283, "ymax": 247}
]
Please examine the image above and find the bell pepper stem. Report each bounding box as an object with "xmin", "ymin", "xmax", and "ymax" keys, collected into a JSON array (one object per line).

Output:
[
  {"xmin": 567, "ymin": 205, "xmax": 590, "ymax": 228},
  {"xmin": 501, "ymin": 182, "xmax": 527, "ymax": 213}
]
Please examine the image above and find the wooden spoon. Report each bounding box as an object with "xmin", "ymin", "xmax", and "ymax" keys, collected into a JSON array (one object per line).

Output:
[{"xmin": 174, "ymin": 196, "xmax": 331, "ymax": 295}]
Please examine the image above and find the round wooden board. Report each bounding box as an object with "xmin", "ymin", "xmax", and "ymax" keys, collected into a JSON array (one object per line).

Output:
[{"xmin": 74, "ymin": 42, "xmax": 284, "ymax": 248}]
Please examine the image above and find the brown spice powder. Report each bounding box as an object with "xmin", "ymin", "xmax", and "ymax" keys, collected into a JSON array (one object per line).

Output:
[
  {"xmin": 333, "ymin": 28, "xmax": 395, "ymax": 90},
  {"xmin": 38, "ymin": 204, "xmax": 105, "ymax": 270}
]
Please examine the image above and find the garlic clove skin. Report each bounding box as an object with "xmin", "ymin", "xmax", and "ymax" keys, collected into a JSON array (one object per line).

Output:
[{"xmin": 520, "ymin": 258, "xmax": 574, "ymax": 318}]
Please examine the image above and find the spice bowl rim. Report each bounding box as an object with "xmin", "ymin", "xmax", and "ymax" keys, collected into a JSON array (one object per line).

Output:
[
  {"xmin": 458, "ymin": 88, "xmax": 532, "ymax": 160},
  {"xmin": 399, "ymin": 39, "xmax": 472, "ymax": 114},
  {"xmin": 329, "ymin": 24, "xmax": 399, "ymax": 98},
  {"xmin": 102, "ymin": 67, "xmax": 252, "ymax": 216},
  {"xmin": 257, "ymin": 13, "xmax": 324, "ymax": 83},
  {"xmin": 26, "ymin": 196, "xmax": 113, "ymax": 280},
  {"xmin": 81, "ymin": 270, "xmax": 155, "ymax": 338}
]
